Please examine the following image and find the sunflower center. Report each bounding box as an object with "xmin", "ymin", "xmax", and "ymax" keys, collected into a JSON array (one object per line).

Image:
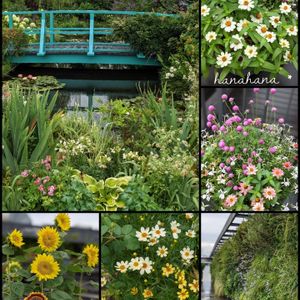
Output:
[
  {"xmin": 37, "ymin": 262, "xmax": 53, "ymax": 275},
  {"xmin": 42, "ymin": 235, "xmax": 55, "ymax": 247},
  {"xmin": 29, "ymin": 295, "xmax": 46, "ymax": 300}
]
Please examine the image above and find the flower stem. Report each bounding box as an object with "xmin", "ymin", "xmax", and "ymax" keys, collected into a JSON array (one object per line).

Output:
[{"xmin": 79, "ymin": 270, "xmax": 83, "ymax": 300}]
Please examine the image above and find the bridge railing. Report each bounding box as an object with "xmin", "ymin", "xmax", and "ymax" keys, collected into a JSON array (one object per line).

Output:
[{"xmin": 2, "ymin": 10, "xmax": 178, "ymax": 57}]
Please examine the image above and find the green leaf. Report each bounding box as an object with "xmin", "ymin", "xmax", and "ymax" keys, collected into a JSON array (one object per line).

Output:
[
  {"xmin": 2, "ymin": 244, "xmax": 15, "ymax": 255},
  {"xmin": 122, "ymin": 225, "xmax": 133, "ymax": 235},
  {"xmin": 16, "ymin": 268, "xmax": 31, "ymax": 278},
  {"xmin": 11, "ymin": 282, "xmax": 25, "ymax": 297},
  {"xmin": 101, "ymin": 225, "xmax": 109, "ymax": 236},
  {"xmin": 114, "ymin": 224, "xmax": 122, "ymax": 236},
  {"xmin": 50, "ymin": 290, "xmax": 73, "ymax": 300},
  {"xmin": 219, "ymin": 67, "xmax": 230, "ymax": 81},
  {"xmin": 44, "ymin": 275, "xmax": 63, "ymax": 288},
  {"xmin": 272, "ymin": 48, "xmax": 282, "ymax": 60},
  {"xmin": 124, "ymin": 236, "xmax": 140, "ymax": 250}
]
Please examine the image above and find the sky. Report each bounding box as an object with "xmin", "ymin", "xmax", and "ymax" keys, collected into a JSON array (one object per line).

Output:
[
  {"xmin": 201, "ymin": 213, "xmax": 230, "ymax": 257},
  {"xmin": 26, "ymin": 213, "xmax": 99, "ymax": 230}
]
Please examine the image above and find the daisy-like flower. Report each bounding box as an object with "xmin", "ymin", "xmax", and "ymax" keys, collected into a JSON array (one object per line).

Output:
[
  {"xmin": 185, "ymin": 213, "xmax": 193, "ymax": 219},
  {"xmin": 24, "ymin": 292, "xmax": 48, "ymax": 300},
  {"xmin": 136, "ymin": 227, "xmax": 150, "ymax": 242},
  {"xmin": 129, "ymin": 257, "xmax": 142, "ymax": 271},
  {"xmin": 83, "ymin": 244, "xmax": 99, "ymax": 267},
  {"xmin": 8, "ymin": 229, "xmax": 25, "ymax": 248},
  {"xmin": 284, "ymin": 50, "xmax": 292, "ymax": 62},
  {"xmin": 247, "ymin": 164, "xmax": 257, "ymax": 175},
  {"xmin": 30, "ymin": 253, "xmax": 60, "ymax": 281},
  {"xmin": 205, "ymin": 31, "xmax": 217, "ymax": 43},
  {"xmin": 269, "ymin": 16, "xmax": 281, "ymax": 28},
  {"xmin": 256, "ymin": 24, "xmax": 268, "ymax": 36},
  {"xmin": 37, "ymin": 226, "xmax": 61, "ymax": 252},
  {"xmin": 171, "ymin": 226, "xmax": 181, "ymax": 239},
  {"xmin": 287, "ymin": 26, "xmax": 298, "ymax": 36},
  {"xmin": 171, "ymin": 220, "xmax": 181, "ymax": 228},
  {"xmin": 189, "ymin": 279, "xmax": 199, "ymax": 293},
  {"xmin": 230, "ymin": 34, "xmax": 244, "ymax": 51},
  {"xmin": 148, "ymin": 237, "xmax": 159, "ymax": 246},
  {"xmin": 252, "ymin": 202, "xmax": 265, "ymax": 211},
  {"xmin": 221, "ymin": 17, "xmax": 236, "ymax": 32},
  {"xmin": 239, "ymin": 182, "xmax": 253, "ymax": 196},
  {"xmin": 55, "ymin": 213, "xmax": 71, "ymax": 231},
  {"xmin": 177, "ymin": 288, "xmax": 189, "ymax": 300},
  {"xmin": 150, "ymin": 225, "xmax": 166, "ymax": 239},
  {"xmin": 143, "ymin": 289, "xmax": 153, "ymax": 299},
  {"xmin": 101, "ymin": 277, "xmax": 107, "ymax": 287},
  {"xmin": 139, "ymin": 257, "xmax": 153, "ymax": 275},
  {"xmin": 201, "ymin": 5, "xmax": 210, "ymax": 17},
  {"xmin": 216, "ymin": 52, "xmax": 232, "ymax": 68},
  {"xmin": 282, "ymin": 161, "xmax": 293, "ymax": 170},
  {"xmin": 162, "ymin": 263, "xmax": 175, "ymax": 277},
  {"xmin": 279, "ymin": 3, "xmax": 292, "ymax": 14},
  {"xmin": 279, "ymin": 38, "xmax": 290, "ymax": 49},
  {"xmin": 185, "ymin": 230, "xmax": 196, "ymax": 238},
  {"xmin": 244, "ymin": 45, "xmax": 258, "ymax": 58},
  {"xmin": 237, "ymin": 19, "xmax": 250, "ymax": 33},
  {"xmin": 250, "ymin": 13, "xmax": 263, "ymax": 24},
  {"xmin": 115, "ymin": 261, "xmax": 129, "ymax": 273},
  {"xmin": 180, "ymin": 247, "xmax": 195, "ymax": 261},
  {"xmin": 263, "ymin": 187, "xmax": 277, "ymax": 200},
  {"xmin": 272, "ymin": 168, "xmax": 284, "ymax": 179},
  {"xmin": 156, "ymin": 246, "xmax": 168, "ymax": 257},
  {"xmin": 238, "ymin": 0, "xmax": 254, "ymax": 11},
  {"xmin": 224, "ymin": 195, "xmax": 238, "ymax": 207},
  {"xmin": 264, "ymin": 31, "xmax": 277, "ymax": 43},
  {"xmin": 282, "ymin": 178, "xmax": 291, "ymax": 187}
]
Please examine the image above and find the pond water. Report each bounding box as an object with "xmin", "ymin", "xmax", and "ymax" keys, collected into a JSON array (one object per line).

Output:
[{"xmin": 202, "ymin": 265, "xmax": 229, "ymax": 300}]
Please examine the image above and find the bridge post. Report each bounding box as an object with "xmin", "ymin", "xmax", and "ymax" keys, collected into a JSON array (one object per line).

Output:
[
  {"xmin": 87, "ymin": 13, "xmax": 95, "ymax": 56},
  {"xmin": 37, "ymin": 12, "xmax": 46, "ymax": 56},
  {"xmin": 49, "ymin": 12, "xmax": 54, "ymax": 45},
  {"xmin": 8, "ymin": 13, "xmax": 13, "ymax": 29}
]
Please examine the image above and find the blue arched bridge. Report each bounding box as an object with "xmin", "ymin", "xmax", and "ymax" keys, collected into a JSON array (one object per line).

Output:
[{"xmin": 3, "ymin": 10, "xmax": 177, "ymax": 66}]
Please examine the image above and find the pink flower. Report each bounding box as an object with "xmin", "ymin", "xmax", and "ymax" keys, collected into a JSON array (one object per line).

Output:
[
  {"xmin": 229, "ymin": 97, "xmax": 234, "ymax": 103},
  {"xmin": 38, "ymin": 184, "xmax": 45, "ymax": 192},
  {"xmin": 219, "ymin": 140, "xmax": 226, "ymax": 148},
  {"xmin": 224, "ymin": 195, "xmax": 238, "ymax": 207},
  {"xmin": 263, "ymin": 187, "xmax": 276, "ymax": 200},
  {"xmin": 233, "ymin": 186, "xmax": 239, "ymax": 191},
  {"xmin": 252, "ymin": 202, "xmax": 265, "ymax": 211},
  {"xmin": 246, "ymin": 164, "xmax": 257, "ymax": 175},
  {"xmin": 221, "ymin": 94, "xmax": 228, "ymax": 100},
  {"xmin": 220, "ymin": 125, "xmax": 226, "ymax": 132},
  {"xmin": 232, "ymin": 105, "xmax": 239, "ymax": 112},
  {"xmin": 228, "ymin": 173, "xmax": 234, "ymax": 178},
  {"xmin": 243, "ymin": 131, "xmax": 248, "ymax": 136},
  {"xmin": 43, "ymin": 176, "xmax": 51, "ymax": 184},
  {"xmin": 220, "ymin": 163, "xmax": 225, "ymax": 169},
  {"xmin": 271, "ymin": 107, "xmax": 277, "ymax": 112},
  {"xmin": 224, "ymin": 146, "xmax": 229, "ymax": 151},
  {"xmin": 208, "ymin": 105, "xmax": 215, "ymax": 112},
  {"xmin": 282, "ymin": 161, "xmax": 292, "ymax": 170},
  {"xmin": 270, "ymin": 88, "xmax": 277, "ymax": 95},
  {"xmin": 207, "ymin": 121, "xmax": 212, "ymax": 127},
  {"xmin": 18, "ymin": 74, "xmax": 23, "ymax": 78},
  {"xmin": 278, "ymin": 118, "xmax": 285, "ymax": 124},
  {"xmin": 229, "ymin": 146, "xmax": 235, "ymax": 152},
  {"xmin": 225, "ymin": 119, "xmax": 233, "ymax": 126},
  {"xmin": 34, "ymin": 178, "xmax": 41, "ymax": 185},
  {"xmin": 21, "ymin": 170, "xmax": 29, "ymax": 177},
  {"xmin": 253, "ymin": 88, "xmax": 260, "ymax": 93},
  {"xmin": 258, "ymin": 139, "xmax": 265, "ymax": 144},
  {"xmin": 272, "ymin": 168, "xmax": 284, "ymax": 178},
  {"xmin": 212, "ymin": 125, "xmax": 218, "ymax": 131},
  {"xmin": 48, "ymin": 185, "xmax": 56, "ymax": 196},
  {"xmin": 265, "ymin": 100, "xmax": 270, "ymax": 105},
  {"xmin": 249, "ymin": 99, "xmax": 254, "ymax": 104},
  {"xmin": 236, "ymin": 126, "xmax": 243, "ymax": 132},
  {"xmin": 269, "ymin": 147, "xmax": 277, "ymax": 154},
  {"xmin": 239, "ymin": 182, "xmax": 253, "ymax": 196},
  {"xmin": 45, "ymin": 163, "xmax": 51, "ymax": 171},
  {"xmin": 207, "ymin": 114, "xmax": 215, "ymax": 121}
]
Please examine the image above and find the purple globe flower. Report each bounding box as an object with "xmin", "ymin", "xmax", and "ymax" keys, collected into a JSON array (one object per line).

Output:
[
  {"xmin": 270, "ymin": 88, "xmax": 277, "ymax": 95},
  {"xmin": 221, "ymin": 94, "xmax": 228, "ymax": 100},
  {"xmin": 269, "ymin": 146, "xmax": 277, "ymax": 154},
  {"xmin": 232, "ymin": 105, "xmax": 239, "ymax": 112},
  {"xmin": 258, "ymin": 158, "xmax": 263, "ymax": 163},
  {"xmin": 229, "ymin": 146, "xmax": 235, "ymax": 152},
  {"xmin": 243, "ymin": 131, "xmax": 249, "ymax": 136},
  {"xmin": 220, "ymin": 125, "xmax": 226, "ymax": 132},
  {"xmin": 226, "ymin": 181, "xmax": 233, "ymax": 187},
  {"xmin": 253, "ymin": 88, "xmax": 260, "ymax": 93},
  {"xmin": 206, "ymin": 121, "xmax": 212, "ymax": 128},
  {"xmin": 219, "ymin": 140, "xmax": 226, "ymax": 148},
  {"xmin": 243, "ymin": 148, "xmax": 247, "ymax": 153},
  {"xmin": 278, "ymin": 118, "xmax": 285, "ymax": 124},
  {"xmin": 234, "ymin": 116, "xmax": 241, "ymax": 123},
  {"xmin": 271, "ymin": 107, "xmax": 277, "ymax": 112},
  {"xmin": 236, "ymin": 126, "xmax": 243, "ymax": 132},
  {"xmin": 201, "ymin": 150, "xmax": 205, "ymax": 156},
  {"xmin": 225, "ymin": 119, "xmax": 233, "ymax": 126},
  {"xmin": 228, "ymin": 173, "xmax": 234, "ymax": 178},
  {"xmin": 207, "ymin": 114, "xmax": 215, "ymax": 121},
  {"xmin": 212, "ymin": 125, "xmax": 218, "ymax": 131},
  {"xmin": 220, "ymin": 163, "xmax": 225, "ymax": 168},
  {"xmin": 208, "ymin": 105, "xmax": 216, "ymax": 112},
  {"xmin": 243, "ymin": 120, "xmax": 249, "ymax": 126},
  {"xmin": 225, "ymin": 166, "xmax": 231, "ymax": 173},
  {"xmin": 224, "ymin": 146, "xmax": 230, "ymax": 151},
  {"xmin": 233, "ymin": 185, "xmax": 239, "ymax": 191},
  {"xmin": 229, "ymin": 97, "xmax": 234, "ymax": 103},
  {"xmin": 259, "ymin": 139, "xmax": 265, "ymax": 144}
]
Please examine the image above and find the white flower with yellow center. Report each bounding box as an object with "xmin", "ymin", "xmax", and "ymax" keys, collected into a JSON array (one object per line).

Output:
[
  {"xmin": 115, "ymin": 261, "xmax": 129, "ymax": 273},
  {"xmin": 180, "ymin": 247, "xmax": 195, "ymax": 261},
  {"xmin": 269, "ymin": 16, "xmax": 281, "ymax": 28},
  {"xmin": 250, "ymin": 13, "xmax": 263, "ymax": 24},
  {"xmin": 139, "ymin": 257, "xmax": 153, "ymax": 275},
  {"xmin": 244, "ymin": 45, "xmax": 258, "ymax": 58},
  {"xmin": 185, "ymin": 213, "xmax": 193, "ymax": 219},
  {"xmin": 221, "ymin": 17, "xmax": 236, "ymax": 32},
  {"xmin": 148, "ymin": 236, "xmax": 159, "ymax": 246},
  {"xmin": 171, "ymin": 221, "xmax": 180, "ymax": 228},
  {"xmin": 129, "ymin": 257, "xmax": 142, "ymax": 271},
  {"xmin": 264, "ymin": 31, "xmax": 277, "ymax": 43},
  {"xmin": 284, "ymin": 50, "xmax": 292, "ymax": 62},
  {"xmin": 256, "ymin": 24, "xmax": 268, "ymax": 36},
  {"xmin": 237, "ymin": 19, "xmax": 250, "ymax": 33},
  {"xmin": 150, "ymin": 225, "xmax": 166, "ymax": 239},
  {"xmin": 279, "ymin": 38, "xmax": 290, "ymax": 49},
  {"xmin": 230, "ymin": 34, "xmax": 244, "ymax": 51},
  {"xmin": 101, "ymin": 277, "xmax": 107, "ymax": 287},
  {"xmin": 201, "ymin": 5, "xmax": 210, "ymax": 17},
  {"xmin": 156, "ymin": 246, "xmax": 168, "ymax": 258},
  {"xmin": 205, "ymin": 31, "xmax": 217, "ymax": 43},
  {"xmin": 279, "ymin": 3, "xmax": 292, "ymax": 14},
  {"xmin": 171, "ymin": 226, "xmax": 181, "ymax": 239},
  {"xmin": 136, "ymin": 227, "xmax": 150, "ymax": 242},
  {"xmin": 238, "ymin": 0, "xmax": 254, "ymax": 11},
  {"xmin": 185, "ymin": 230, "xmax": 196, "ymax": 238},
  {"xmin": 216, "ymin": 52, "xmax": 233, "ymax": 68},
  {"xmin": 287, "ymin": 26, "xmax": 298, "ymax": 36}
]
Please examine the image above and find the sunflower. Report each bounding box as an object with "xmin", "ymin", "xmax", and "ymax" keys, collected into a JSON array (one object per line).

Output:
[
  {"xmin": 8, "ymin": 229, "xmax": 25, "ymax": 248},
  {"xmin": 55, "ymin": 213, "xmax": 71, "ymax": 231},
  {"xmin": 30, "ymin": 253, "xmax": 60, "ymax": 281},
  {"xmin": 37, "ymin": 226, "xmax": 60, "ymax": 252},
  {"xmin": 83, "ymin": 244, "xmax": 99, "ymax": 267},
  {"xmin": 24, "ymin": 292, "xmax": 48, "ymax": 300}
]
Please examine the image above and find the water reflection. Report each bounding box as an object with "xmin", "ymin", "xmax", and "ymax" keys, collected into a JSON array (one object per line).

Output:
[{"xmin": 201, "ymin": 265, "xmax": 229, "ymax": 300}]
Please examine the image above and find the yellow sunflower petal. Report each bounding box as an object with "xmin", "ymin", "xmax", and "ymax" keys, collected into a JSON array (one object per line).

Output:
[
  {"xmin": 55, "ymin": 213, "xmax": 71, "ymax": 231},
  {"xmin": 37, "ymin": 226, "xmax": 60, "ymax": 252},
  {"xmin": 83, "ymin": 244, "xmax": 99, "ymax": 268},
  {"xmin": 8, "ymin": 229, "xmax": 25, "ymax": 248},
  {"xmin": 24, "ymin": 291, "xmax": 48, "ymax": 300}
]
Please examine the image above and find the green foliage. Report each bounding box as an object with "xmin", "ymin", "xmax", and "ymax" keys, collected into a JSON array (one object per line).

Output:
[{"xmin": 211, "ymin": 214, "xmax": 298, "ymax": 300}]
